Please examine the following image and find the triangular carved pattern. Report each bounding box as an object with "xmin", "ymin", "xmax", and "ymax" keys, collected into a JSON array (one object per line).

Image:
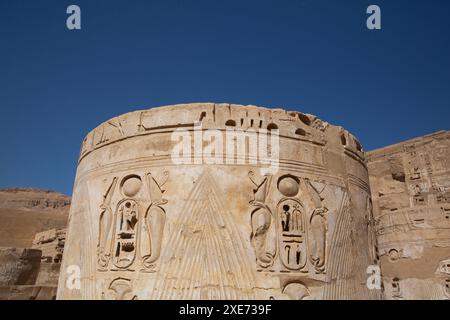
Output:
[
  {"xmin": 150, "ymin": 169, "xmax": 256, "ymax": 300},
  {"xmin": 323, "ymin": 193, "xmax": 359, "ymax": 299}
]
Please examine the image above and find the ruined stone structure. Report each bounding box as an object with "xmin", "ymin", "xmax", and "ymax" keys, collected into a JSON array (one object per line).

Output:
[
  {"xmin": 32, "ymin": 228, "xmax": 66, "ymax": 264},
  {"xmin": 0, "ymin": 247, "xmax": 57, "ymax": 300},
  {"xmin": 367, "ymin": 131, "xmax": 450, "ymax": 300},
  {"xmin": 0, "ymin": 189, "xmax": 70, "ymax": 300},
  {"xmin": 0, "ymin": 188, "xmax": 70, "ymax": 248},
  {"xmin": 0, "ymin": 228, "xmax": 67, "ymax": 300},
  {"xmin": 58, "ymin": 103, "xmax": 381, "ymax": 300}
]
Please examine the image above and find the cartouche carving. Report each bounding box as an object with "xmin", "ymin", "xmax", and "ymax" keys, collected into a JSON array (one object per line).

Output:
[
  {"xmin": 60, "ymin": 103, "xmax": 382, "ymax": 300},
  {"xmin": 249, "ymin": 172, "xmax": 329, "ymax": 276},
  {"xmin": 277, "ymin": 198, "xmax": 308, "ymax": 271},
  {"xmin": 97, "ymin": 171, "xmax": 169, "ymax": 272},
  {"xmin": 112, "ymin": 198, "xmax": 139, "ymax": 269}
]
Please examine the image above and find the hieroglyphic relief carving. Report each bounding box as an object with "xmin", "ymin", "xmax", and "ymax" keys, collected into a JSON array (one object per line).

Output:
[
  {"xmin": 444, "ymin": 279, "xmax": 450, "ymax": 299},
  {"xmin": 140, "ymin": 172, "xmax": 168, "ymax": 272},
  {"xmin": 112, "ymin": 198, "xmax": 139, "ymax": 269},
  {"xmin": 102, "ymin": 278, "xmax": 137, "ymax": 300},
  {"xmin": 60, "ymin": 103, "xmax": 380, "ymax": 300},
  {"xmin": 94, "ymin": 118, "xmax": 125, "ymax": 146},
  {"xmin": 308, "ymin": 207, "xmax": 328, "ymax": 274},
  {"xmin": 248, "ymin": 171, "xmax": 276, "ymax": 268},
  {"xmin": 97, "ymin": 172, "xmax": 168, "ymax": 272},
  {"xmin": 436, "ymin": 258, "xmax": 450, "ymax": 299},
  {"xmin": 98, "ymin": 177, "xmax": 118, "ymax": 270},
  {"xmin": 282, "ymin": 282, "xmax": 310, "ymax": 300},
  {"xmin": 249, "ymin": 172, "xmax": 329, "ymax": 276},
  {"xmin": 277, "ymin": 198, "xmax": 308, "ymax": 271},
  {"xmin": 391, "ymin": 278, "xmax": 402, "ymax": 299},
  {"xmin": 436, "ymin": 258, "xmax": 450, "ymax": 275},
  {"xmin": 366, "ymin": 196, "xmax": 379, "ymax": 264},
  {"xmin": 367, "ymin": 131, "xmax": 450, "ymax": 300},
  {"xmin": 107, "ymin": 119, "xmax": 125, "ymax": 137}
]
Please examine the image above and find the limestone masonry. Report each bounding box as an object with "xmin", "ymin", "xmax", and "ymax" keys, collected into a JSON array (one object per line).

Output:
[
  {"xmin": 367, "ymin": 131, "xmax": 450, "ymax": 299},
  {"xmin": 58, "ymin": 103, "xmax": 380, "ymax": 300}
]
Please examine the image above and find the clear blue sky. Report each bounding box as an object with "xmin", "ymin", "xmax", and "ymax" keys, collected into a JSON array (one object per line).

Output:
[{"xmin": 0, "ymin": 0, "xmax": 449, "ymax": 195}]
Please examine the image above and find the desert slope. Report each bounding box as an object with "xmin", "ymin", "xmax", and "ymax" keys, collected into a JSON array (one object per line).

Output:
[{"xmin": 0, "ymin": 189, "xmax": 70, "ymax": 248}]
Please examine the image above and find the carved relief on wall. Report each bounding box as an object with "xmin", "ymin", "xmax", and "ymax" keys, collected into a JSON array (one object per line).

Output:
[
  {"xmin": 444, "ymin": 279, "xmax": 450, "ymax": 299},
  {"xmin": 248, "ymin": 172, "xmax": 276, "ymax": 268},
  {"xmin": 436, "ymin": 258, "xmax": 450, "ymax": 299},
  {"xmin": 366, "ymin": 196, "xmax": 379, "ymax": 264},
  {"xmin": 102, "ymin": 278, "xmax": 137, "ymax": 300},
  {"xmin": 436, "ymin": 258, "xmax": 450, "ymax": 275},
  {"xmin": 277, "ymin": 198, "xmax": 308, "ymax": 271},
  {"xmin": 150, "ymin": 169, "xmax": 257, "ymax": 300},
  {"xmin": 97, "ymin": 171, "xmax": 169, "ymax": 272},
  {"xmin": 391, "ymin": 277, "xmax": 402, "ymax": 299},
  {"xmin": 282, "ymin": 282, "xmax": 310, "ymax": 300},
  {"xmin": 248, "ymin": 171, "xmax": 329, "ymax": 279}
]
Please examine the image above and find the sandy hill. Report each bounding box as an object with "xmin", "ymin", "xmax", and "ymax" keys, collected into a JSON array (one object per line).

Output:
[{"xmin": 0, "ymin": 188, "xmax": 70, "ymax": 248}]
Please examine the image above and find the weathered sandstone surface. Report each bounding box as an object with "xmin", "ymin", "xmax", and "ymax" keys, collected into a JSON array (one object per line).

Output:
[
  {"xmin": 58, "ymin": 103, "xmax": 380, "ymax": 300},
  {"xmin": 0, "ymin": 248, "xmax": 41, "ymax": 286},
  {"xmin": 367, "ymin": 131, "xmax": 450, "ymax": 300},
  {"xmin": 0, "ymin": 247, "xmax": 58, "ymax": 300}
]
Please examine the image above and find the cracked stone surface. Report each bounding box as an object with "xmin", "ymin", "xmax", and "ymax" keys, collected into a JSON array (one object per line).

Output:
[{"xmin": 57, "ymin": 103, "xmax": 380, "ymax": 300}]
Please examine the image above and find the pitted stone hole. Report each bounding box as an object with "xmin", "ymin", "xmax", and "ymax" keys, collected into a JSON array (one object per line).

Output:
[
  {"xmin": 341, "ymin": 134, "xmax": 347, "ymax": 146},
  {"xmin": 283, "ymin": 205, "xmax": 290, "ymax": 212},
  {"xmin": 225, "ymin": 120, "xmax": 236, "ymax": 127},
  {"xmin": 392, "ymin": 278, "xmax": 400, "ymax": 288},
  {"xmin": 388, "ymin": 249, "xmax": 400, "ymax": 262},
  {"xmin": 295, "ymin": 128, "xmax": 306, "ymax": 136},
  {"xmin": 391, "ymin": 172, "xmax": 406, "ymax": 183},
  {"xmin": 122, "ymin": 242, "xmax": 135, "ymax": 252},
  {"xmin": 297, "ymin": 113, "xmax": 311, "ymax": 126}
]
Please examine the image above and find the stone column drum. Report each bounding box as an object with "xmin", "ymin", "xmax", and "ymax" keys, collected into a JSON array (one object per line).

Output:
[{"xmin": 57, "ymin": 103, "xmax": 381, "ymax": 300}]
